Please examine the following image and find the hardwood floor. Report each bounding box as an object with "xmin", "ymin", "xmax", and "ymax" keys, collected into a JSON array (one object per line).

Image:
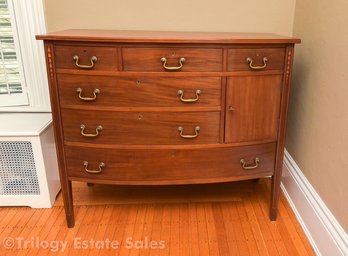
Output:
[{"xmin": 0, "ymin": 179, "xmax": 314, "ymax": 255}]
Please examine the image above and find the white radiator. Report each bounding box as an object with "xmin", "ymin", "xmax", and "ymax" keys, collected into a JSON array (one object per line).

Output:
[{"xmin": 0, "ymin": 113, "xmax": 60, "ymax": 208}]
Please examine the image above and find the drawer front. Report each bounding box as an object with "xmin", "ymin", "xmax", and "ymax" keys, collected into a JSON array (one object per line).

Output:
[
  {"xmin": 61, "ymin": 110, "xmax": 220, "ymax": 145},
  {"xmin": 122, "ymin": 47, "xmax": 223, "ymax": 72},
  {"xmin": 58, "ymin": 75, "xmax": 222, "ymax": 107},
  {"xmin": 227, "ymin": 48, "xmax": 285, "ymax": 71},
  {"xmin": 54, "ymin": 45, "xmax": 118, "ymax": 71},
  {"xmin": 65, "ymin": 143, "xmax": 276, "ymax": 183}
]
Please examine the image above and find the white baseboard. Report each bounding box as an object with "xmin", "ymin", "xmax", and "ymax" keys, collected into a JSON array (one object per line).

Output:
[{"xmin": 281, "ymin": 149, "xmax": 348, "ymax": 256}]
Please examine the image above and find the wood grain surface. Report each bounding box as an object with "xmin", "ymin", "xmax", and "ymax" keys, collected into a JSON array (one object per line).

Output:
[
  {"xmin": 61, "ymin": 109, "xmax": 221, "ymax": 145},
  {"xmin": 122, "ymin": 47, "xmax": 223, "ymax": 72},
  {"xmin": 58, "ymin": 75, "xmax": 222, "ymax": 107},
  {"xmin": 64, "ymin": 143, "xmax": 276, "ymax": 184},
  {"xmin": 227, "ymin": 47, "xmax": 285, "ymax": 72},
  {"xmin": 36, "ymin": 29, "xmax": 301, "ymax": 44},
  {"xmin": 54, "ymin": 45, "xmax": 118, "ymax": 71},
  {"xmin": 0, "ymin": 179, "xmax": 314, "ymax": 255},
  {"xmin": 225, "ymin": 75, "xmax": 282, "ymax": 143}
]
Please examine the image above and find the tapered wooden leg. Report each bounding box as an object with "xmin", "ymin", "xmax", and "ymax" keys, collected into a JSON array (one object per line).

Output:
[
  {"xmin": 270, "ymin": 45, "xmax": 294, "ymax": 221},
  {"xmin": 61, "ymin": 180, "xmax": 75, "ymax": 228},
  {"xmin": 271, "ymin": 144, "xmax": 287, "ymax": 220},
  {"xmin": 270, "ymin": 173, "xmax": 281, "ymax": 220}
]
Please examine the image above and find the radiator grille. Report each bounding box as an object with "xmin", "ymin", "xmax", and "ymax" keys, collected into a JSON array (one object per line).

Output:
[{"xmin": 0, "ymin": 141, "xmax": 40, "ymax": 195}]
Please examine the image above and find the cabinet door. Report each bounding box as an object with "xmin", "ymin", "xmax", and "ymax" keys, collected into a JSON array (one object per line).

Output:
[{"xmin": 225, "ymin": 75, "xmax": 282, "ymax": 143}]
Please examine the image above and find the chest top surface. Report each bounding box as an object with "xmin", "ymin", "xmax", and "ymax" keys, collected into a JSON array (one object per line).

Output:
[{"xmin": 36, "ymin": 29, "xmax": 301, "ymax": 44}]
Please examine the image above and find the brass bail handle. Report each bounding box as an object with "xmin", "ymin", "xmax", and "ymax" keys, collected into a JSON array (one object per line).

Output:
[
  {"xmin": 177, "ymin": 126, "xmax": 200, "ymax": 139},
  {"xmin": 240, "ymin": 157, "xmax": 260, "ymax": 170},
  {"xmin": 178, "ymin": 89, "xmax": 201, "ymax": 103},
  {"xmin": 161, "ymin": 57, "xmax": 186, "ymax": 71},
  {"xmin": 73, "ymin": 55, "xmax": 97, "ymax": 69},
  {"xmin": 246, "ymin": 57, "xmax": 268, "ymax": 70},
  {"xmin": 84, "ymin": 161, "xmax": 105, "ymax": 174},
  {"xmin": 76, "ymin": 88, "xmax": 100, "ymax": 101},
  {"xmin": 80, "ymin": 124, "xmax": 103, "ymax": 137}
]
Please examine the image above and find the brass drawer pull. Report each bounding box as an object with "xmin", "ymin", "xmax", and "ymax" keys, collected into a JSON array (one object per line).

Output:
[
  {"xmin": 246, "ymin": 57, "xmax": 268, "ymax": 70},
  {"xmin": 178, "ymin": 89, "xmax": 201, "ymax": 103},
  {"xmin": 73, "ymin": 55, "xmax": 97, "ymax": 69},
  {"xmin": 76, "ymin": 88, "xmax": 100, "ymax": 101},
  {"xmin": 84, "ymin": 161, "xmax": 105, "ymax": 174},
  {"xmin": 161, "ymin": 57, "xmax": 186, "ymax": 71},
  {"xmin": 80, "ymin": 124, "xmax": 103, "ymax": 137},
  {"xmin": 177, "ymin": 126, "xmax": 200, "ymax": 139},
  {"xmin": 240, "ymin": 157, "xmax": 260, "ymax": 170}
]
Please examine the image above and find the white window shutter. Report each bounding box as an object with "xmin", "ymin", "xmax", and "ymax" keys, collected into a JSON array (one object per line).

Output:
[{"xmin": 0, "ymin": 0, "xmax": 29, "ymax": 107}]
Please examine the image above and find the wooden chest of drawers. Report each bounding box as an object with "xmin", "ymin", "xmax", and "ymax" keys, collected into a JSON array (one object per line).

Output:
[{"xmin": 37, "ymin": 30, "xmax": 300, "ymax": 227}]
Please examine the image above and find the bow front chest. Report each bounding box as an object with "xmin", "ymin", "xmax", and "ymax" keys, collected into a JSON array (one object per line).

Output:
[{"xmin": 37, "ymin": 30, "xmax": 300, "ymax": 227}]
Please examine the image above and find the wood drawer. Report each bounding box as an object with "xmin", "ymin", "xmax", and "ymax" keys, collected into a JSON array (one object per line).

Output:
[
  {"xmin": 58, "ymin": 75, "xmax": 222, "ymax": 107},
  {"xmin": 54, "ymin": 45, "xmax": 118, "ymax": 71},
  {"xmin": 65, "ymin": 143, "xmax": 276, "ymax": 184},
  {"xmin": 227, "ymin": 48, "xmax": 285, "ymax": 71},
  {"xmin": 61, "ymin": 109, "xmax": 220, "ymax": 145},
  {"xmin": 122, "ymin": 47, "xmax": 223, "ymax": 72}
]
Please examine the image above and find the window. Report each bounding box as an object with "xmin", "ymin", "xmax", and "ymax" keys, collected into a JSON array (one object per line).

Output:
[
  {"xmin": 0, "ymin": 0, "xmax": 50, "ymax": 111},
  {"xmin": 0, "ymin": 0, "xmax": 28, "ymax": 107}
]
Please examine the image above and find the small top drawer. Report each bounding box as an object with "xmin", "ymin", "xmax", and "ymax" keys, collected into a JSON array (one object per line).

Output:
[
  {"xmin": 122, "ymin": 47, "xmax": 223, "ymax": 72},
  {"xmin": 54, "ymin": 45, "xmax": 118, "ymax": 71},
  {"xmin": 227, "ymin": 48, "xmax": 285, "ymax": 72}
]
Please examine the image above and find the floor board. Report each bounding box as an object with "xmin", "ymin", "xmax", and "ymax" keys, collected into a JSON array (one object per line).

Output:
[{"xmin": 0, "ymin": 179, "xmax": 315, "ymax": 255}]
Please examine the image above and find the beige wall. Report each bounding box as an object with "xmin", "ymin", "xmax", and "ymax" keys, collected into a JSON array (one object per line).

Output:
[
  {"xmin": 43, "ymin": 0, "xmax": 295, "ymax": 35},
  {"xmin": 287, "ymin": 1, "xmax": 348, "ymax": 231}
]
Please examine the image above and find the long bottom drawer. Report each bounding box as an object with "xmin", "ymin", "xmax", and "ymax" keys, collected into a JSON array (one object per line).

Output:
[{"xmin": 65, "ymin": 143, "xmax": 276, "ymax": 185}]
